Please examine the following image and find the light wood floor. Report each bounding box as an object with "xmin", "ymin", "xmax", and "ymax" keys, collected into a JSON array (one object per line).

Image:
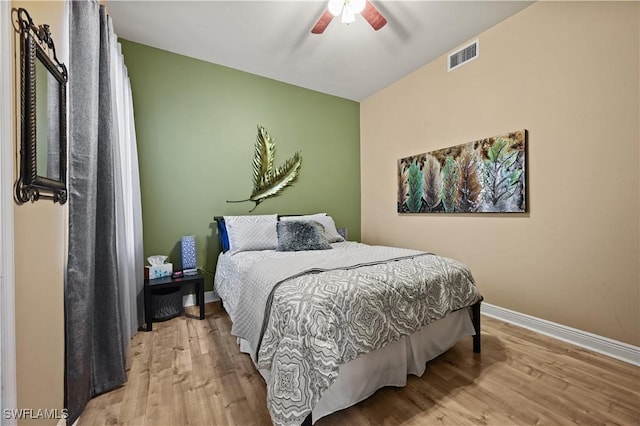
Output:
[{"xmin": 78, "ymin": 302, "xmax": 640, "ymax": 425}]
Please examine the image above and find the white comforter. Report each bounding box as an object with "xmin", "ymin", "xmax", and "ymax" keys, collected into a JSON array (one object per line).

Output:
[{"xmin": 214, "ymin": 242, "xmax": 481, "ymax": 426}]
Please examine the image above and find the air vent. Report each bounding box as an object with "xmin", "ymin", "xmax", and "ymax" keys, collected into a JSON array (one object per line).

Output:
[{"xmin": 448, "ymin": 39, "xmax": 479, "ymax": 71}]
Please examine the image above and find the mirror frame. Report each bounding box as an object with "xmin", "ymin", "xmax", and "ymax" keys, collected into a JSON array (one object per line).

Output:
[{"xmin": 15, "ymin": 8, "xmax": 68, "ymax": 204}]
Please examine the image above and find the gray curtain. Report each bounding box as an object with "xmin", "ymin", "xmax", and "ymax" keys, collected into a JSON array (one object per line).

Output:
[{"xmin": 66, "ymin": 2, "xmax": 126, "ymax": 423}]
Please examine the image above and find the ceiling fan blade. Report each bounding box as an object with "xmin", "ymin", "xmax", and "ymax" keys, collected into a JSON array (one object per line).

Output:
[
  {"xmin": 311, "ymin": 9, "xmax": 334, "ymax": 34},
  {"xmin": 362, "ymin": 0, "xmax": 387, "ymax": 31}
]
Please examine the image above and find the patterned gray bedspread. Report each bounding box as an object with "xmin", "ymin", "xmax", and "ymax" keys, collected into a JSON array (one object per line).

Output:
[{"xmin": 215, "ymin": 243, "xmax": 482, "ymax": 426}]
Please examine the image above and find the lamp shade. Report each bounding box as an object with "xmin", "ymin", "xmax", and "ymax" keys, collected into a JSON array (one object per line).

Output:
[
  {"xmin": 328, "ymin": 0, "xmax": 343, "ymax": 16},
  {"xmin": 341, "ymin": 9, "xmax": 355, "ymax": 24},
  {"xmin": 351, "ymin": 0, "xmax": 366, "ymax": 14},
  {"xmin": 181, "ymin": 235, "xmax": 197, "ymax": 271}
]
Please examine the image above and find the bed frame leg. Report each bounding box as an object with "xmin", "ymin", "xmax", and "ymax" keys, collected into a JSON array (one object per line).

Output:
[
  {"xmin": 302, "ymin": 413, "xmax": 312, "ymax": 426},
  {"xmin": 472, "ymin": 300, "xmax": 481, "ymax": 353}
]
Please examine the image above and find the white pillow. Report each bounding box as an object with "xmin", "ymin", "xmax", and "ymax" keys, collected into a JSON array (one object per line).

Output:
[
  {"xmin": 223, "ymin": 214, "xmax": 278, "ymax": 253},
  {"xmin": 281, "ymin": 213, "xmax": 344, "ymax": 243}
]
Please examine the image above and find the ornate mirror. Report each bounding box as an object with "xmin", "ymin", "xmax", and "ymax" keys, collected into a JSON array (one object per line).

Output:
[{"xmin": 15, "ymin": 8, "xmax": 68, "ymax": 204}]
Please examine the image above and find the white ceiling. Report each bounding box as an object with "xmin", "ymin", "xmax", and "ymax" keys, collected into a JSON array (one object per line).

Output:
[{"xmin": 107, "ymin": 1, "xmax": 533, "ymax": 101}]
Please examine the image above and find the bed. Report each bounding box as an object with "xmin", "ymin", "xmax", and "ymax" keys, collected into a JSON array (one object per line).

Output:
[{"xmin": 213, "ymin": 214, "xmax": 482, "ymax": 426}]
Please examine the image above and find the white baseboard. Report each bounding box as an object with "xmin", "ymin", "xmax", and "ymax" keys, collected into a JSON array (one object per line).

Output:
[
  {"xmin": 481, "ymin": 302, "xmax": 640, "ymax": 367},
  {"xmin": 183, "ymin": 290, "xmax": 218, "ymax": 307},
  {"xmin": 178, "ymin": 295, "xmax": 640, "ymax": 366}
]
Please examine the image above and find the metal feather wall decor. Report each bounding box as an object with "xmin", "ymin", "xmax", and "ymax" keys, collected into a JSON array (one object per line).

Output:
[{"xmin": 227, "ymin": 125, "xmax": 302, "ymax": 212}]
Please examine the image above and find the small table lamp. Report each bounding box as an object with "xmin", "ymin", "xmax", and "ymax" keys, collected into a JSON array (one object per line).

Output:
[{"xmin": 181, "ymin": 235, "xmax": 198, "ymax": 275}]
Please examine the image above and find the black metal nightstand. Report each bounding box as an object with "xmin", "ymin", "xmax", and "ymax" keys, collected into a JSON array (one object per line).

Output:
[{"xmin": 144, "ymin": 273, "xmax": 205, "ymax": 331}]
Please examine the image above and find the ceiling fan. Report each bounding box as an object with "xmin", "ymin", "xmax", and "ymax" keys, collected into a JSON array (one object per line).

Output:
[{"xmin": 311, "ymin": 0, "xmax": 387, "ymax": 34}]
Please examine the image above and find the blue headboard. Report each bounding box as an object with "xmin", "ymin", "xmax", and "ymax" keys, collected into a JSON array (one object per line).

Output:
[{"xmin": 213, "ymin": 217, "xmax": 230, "ymax": 252}]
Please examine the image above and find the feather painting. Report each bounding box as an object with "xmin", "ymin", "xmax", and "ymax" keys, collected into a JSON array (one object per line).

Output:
[
  {"xmin": 441, "ymin": 156, "xmax": 459, "ymax": 213},
  {"xmin": 482, "ymin": 137, "xmax": 522, "ymax": 211},
  {"xmin": 397, "ymin": 160, "xmax": 408, "ymax": 212},
  {"xmin": 397, "ymin": 130, "xmax": 526, "ymax": 213},
  {"xmin": 456, "ymin": 148, "xmax": 482, "ymax": 212},
  {"xmin": 423, "ymin": 154, "xmax": 442, "ymax": 212},
  {"xmin": 407, "ymin": 161, "xmax": 423, "ymax": 213}
]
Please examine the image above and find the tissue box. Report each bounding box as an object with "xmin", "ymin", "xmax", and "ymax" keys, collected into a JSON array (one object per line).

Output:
[{"xmin": 146, "ymin": 263, "xmax": 173, "ymax": 279}]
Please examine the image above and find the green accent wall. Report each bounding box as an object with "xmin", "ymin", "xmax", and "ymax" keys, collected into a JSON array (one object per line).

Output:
[{"xmin": 120, "ymin": 40, "xmax": 361, "ymax": 288}]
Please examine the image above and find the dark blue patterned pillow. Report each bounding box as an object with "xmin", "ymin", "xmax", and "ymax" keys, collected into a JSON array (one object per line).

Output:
[{"xmin": 276, "ymin": 221, "xmax": 332, "ymax": 252}]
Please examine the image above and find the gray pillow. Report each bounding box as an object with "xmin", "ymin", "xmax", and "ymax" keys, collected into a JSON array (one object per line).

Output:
[
  {"xmin": 281, "ymin": 214, "xmax": 344, "ymax": 243},
  {"xmin": 276, "ymin": 220, "xmax": 332, "ymax": 252}
]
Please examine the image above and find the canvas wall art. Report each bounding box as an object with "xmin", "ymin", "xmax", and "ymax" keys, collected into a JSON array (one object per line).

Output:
[{"xmin": 397, "ymin": 130, "xmax": 527, "ymax": 213}]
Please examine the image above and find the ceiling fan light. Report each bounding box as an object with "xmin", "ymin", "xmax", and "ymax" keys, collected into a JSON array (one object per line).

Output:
[
  {"xmin": 351, "ymin": 0, "xmax": 366, "ymax": 14},
  {"xmin": 327, "ymin": 0, "xmax": 344, "ymax": 16},
  {"xmin": 341, "ymin": 8, "xmax": 355, "ymax": 24}
]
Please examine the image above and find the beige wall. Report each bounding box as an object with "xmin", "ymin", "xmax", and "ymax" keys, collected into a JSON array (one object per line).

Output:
[
  {"xmin": 12, "ymin": 1, "xmax": 66, "ymax": 421},
  {"xmin": 361, "ymin": 1, "xmax": 639, "ymax": 346}
]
